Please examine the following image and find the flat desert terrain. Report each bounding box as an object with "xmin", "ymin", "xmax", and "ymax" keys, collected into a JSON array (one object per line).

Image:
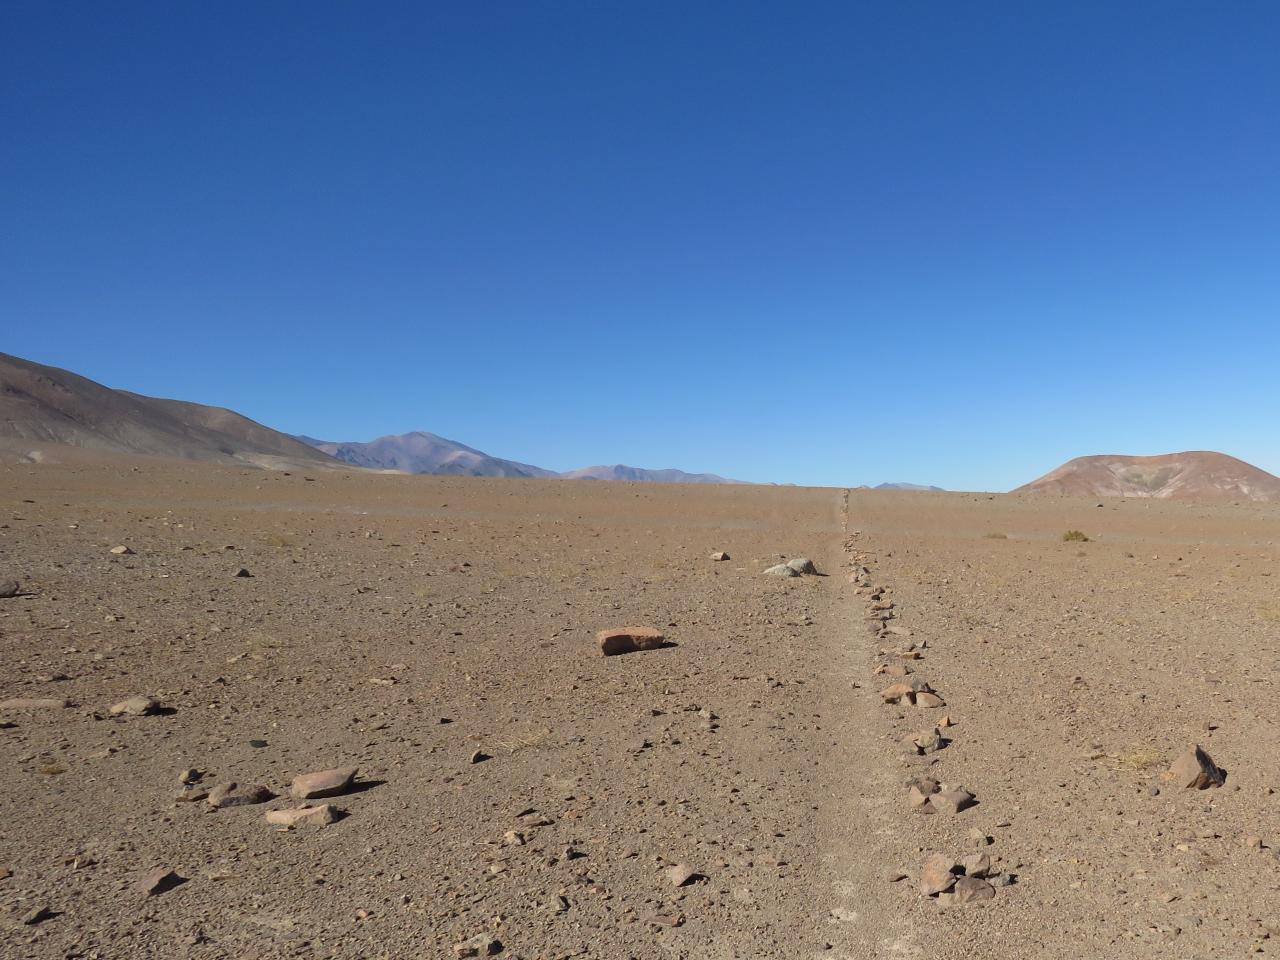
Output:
[{"xmin": 3, "ymin": 454, "xmax": 1280, "ymax": 958}]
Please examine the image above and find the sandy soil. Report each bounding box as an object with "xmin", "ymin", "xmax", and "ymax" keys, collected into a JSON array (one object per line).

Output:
[{"xmin": 2, "ymin": 455, "xmax": 1278, "ymax": 958}]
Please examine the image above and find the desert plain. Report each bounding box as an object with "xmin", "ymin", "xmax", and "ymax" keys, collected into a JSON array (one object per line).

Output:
[{"xmin": 2, "ymin": 452, "xmax": 1280, "ymax": 959}]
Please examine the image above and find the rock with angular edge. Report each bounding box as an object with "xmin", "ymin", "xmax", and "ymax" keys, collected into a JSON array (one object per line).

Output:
[
  {"xmin": 932, "ymin": 788, "xmax": 975, "ymax": 815},
  {"xmin": 598, "ymin": 627, "xmax": 666, "ymax": 656},
  {"xmin": 666, "ymin": 863, "xmax": 698, "ymax": 886},
  {"xmin": 109, "ymin": 545, "xmax": 134, "ymax": 555},
  {"xmin": 920, "ymin": 853, "xmax": 958, "ymax": 895},
  {"xmin": 110, "ymin": 695, "xmax": 159, "ymax": 717},
  {"xmin": 453, "ymin": 934, "xmax": 503, "ymax": 957},
  {"xmin": 709, "ymin": 551, "xmax": 730, "ymax": 561},
  {"xmin": 960, "ymin": 853, "xmax": 991, "ymax": 877},
  {"xmin": 207, "ymin": 782, "xmax": 272, "ymax": 808},
  {"xmin": 0, "ymin": 580, "xmax": 19, "ymax": 599},
  {"xmin": 916, "ymin": 691, "xmax": 946, "ymax": 709},
  {"xmin": 763, "ymin": 563, "xmax": 800, "ymax": 577},
  {"xmin": 786, "ymin": 557, "xmax": 818, "ymax": 575},
  {"xmin": 912, "ymin": 728, "xmax": 947, "ymax": 754},
  {"xmin": 139, "ymin": 867, "xmax": 185, "ymax": 895},
  {"xmin": 942, "ymin": 876, "xmax": 995, "ymax": 905},
  {"xmin": 266, "ymin": 804, "xmax": 338, "ymax": 828},
  {"xmin": 1166, "ymin": 745, "xmax": 1225, "ymax": 789},
  {"xmin": 290, "ymin": 767, "xmax": 357, "ymax": 799}
]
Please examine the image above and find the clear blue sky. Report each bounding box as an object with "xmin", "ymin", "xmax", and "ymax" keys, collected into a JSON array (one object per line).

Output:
[{"xmin": 4, "ymin": 2, "xmax": 1279, "ymax": 489}]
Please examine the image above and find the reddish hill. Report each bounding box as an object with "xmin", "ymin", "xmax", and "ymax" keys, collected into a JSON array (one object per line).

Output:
[{"xmin": 1014, "ymin": 451, "xmax": 1280, "ymax": 502}]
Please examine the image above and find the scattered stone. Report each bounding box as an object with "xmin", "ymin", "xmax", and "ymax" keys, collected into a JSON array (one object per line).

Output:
[
  {"xmin": 290, "ymin": 767, "xmax": 358, "ymax": 799},
  {"xmin": 0, "ymin": 697, "xmax": 68, "ymax": 711},
  {"xmin": 709, "ymin": 551, "xmax": 730, "ymax": 561},
  {"xmin": 932, "ymin": 788, "xmax": 976, "ymax": 815},
  {"xmin": 265, "ymin": 805, "xmax": 339, "ymax": 828},
  {"xmin": 911, "ymin": 728, "xmax": 947, "ymax": 754},
  {"xmin": 453, "ymin": 934, "xmax": 503, "ymax": 957},
  {"xmin": 943, "ymin": 876, "xmax": 996, "ymax": 905},
  {"xmin": 885, "ymin": 870, "xmax": 908, "ymax": 883},
  {"xmin": 915, "ymin": 691, "xmax": 946, "ymax": 709},
  {"xmin": 109, "ymin": 695, "xmax": 160, "ymax": 717},
  {"xmin": 469, "ymin": 750, "xmax": 491, "ymax": 764},
  {"xmin": 207, "ymin": 782, "xmax": 272, "ymax": 808},
  {"xmin": 919, "ymin": 854, "xmax": 958, "ymax": 896},
  {"xmin": 179, "ymin": 768, "xmax": 202, "ymax": 784},
  {"xmin": 665, "ymin": 863, "xmax": 698, "ymax": 886},
  {"xmin": 967, "ymin": 828, "xmax": 992, "ymax": 847},
  {"xmin": 109, "ymin": 545, "xmax": 134, "ymax": 555},
  {"xmin": 1166, "ymin": 745, "xmax": 1225, "ymax": 789},
  {"xmin": 647, "ymin": 913, "xmax": 684, "ymax": 927},
  {"xmin": 234, "ymin": 567, "xmax": 253, "ymax": 578},
  {"xmin": 960, "ymin": 853, "xmax": 991, "ymax": 877},
  {"xmin": 909, "ymin": 779, "xmax": 940, "ymax": 813},
  {"xmin": 1245, "ymin": 835, "xmax": 1263, "ymax": 850},
  {"xmin": 880, "ymin": 683, "xmax": 916, "ymax": 704},
  {"xmin": 0, "ymin": 580, "xmax": 19, "ymax": 599},
  {"xmin": 763, "ymin": 563, "xmax": 800, "ymax": 578},
  {"xmin": 174, "ymin": 786, "xmax": 209, "ymax": 802},
  {"xmin": 21, "ymin": 903, "xmax": 55, "ymax": 925},
  {"xmin": 786, "ymin": 557, "xmax": 818, "ymax": 575},
  {"xmin": 598, "ymin": 626, "xmax": 666, "ymax": 656},
  {"xmin": 139, "ymin": 868, "xmax": 186, "ymax": 895}
]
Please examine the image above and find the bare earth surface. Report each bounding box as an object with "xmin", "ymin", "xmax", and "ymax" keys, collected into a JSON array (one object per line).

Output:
[{"xmin": 2, "ymin": 455, "xmax": 1279, "ymax": 958}]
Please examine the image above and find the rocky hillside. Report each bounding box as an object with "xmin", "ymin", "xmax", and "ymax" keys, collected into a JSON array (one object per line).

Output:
[
  {"xmin": 1015, "ymin": 451, "xmax": 1280, "ymax": 501},
  {"xmin": 0, "ymin": 352, "xmax": 333, "ymax": 469}
]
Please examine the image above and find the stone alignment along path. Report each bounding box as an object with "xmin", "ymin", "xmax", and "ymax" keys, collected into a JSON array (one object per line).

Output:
[{"xmin": 840, "ymin": 487, "xmax": 1280, "ymax": 958}]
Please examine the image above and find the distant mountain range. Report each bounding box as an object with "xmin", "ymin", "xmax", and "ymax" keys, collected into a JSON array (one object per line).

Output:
[
  {"xmin": 0, "ymin": 352, "xmax": 744, "ymax": 483},
  {"xmin": 298, "ymin": 432, "xmax": 743, "ymax": 484},
  {"xmin": 1015, "ymin": 452, "xmax": 1280, "ymax": 502},
  {"xmin": 11, "ymin": 353, "xmax": 1279, "ymax": 499}
]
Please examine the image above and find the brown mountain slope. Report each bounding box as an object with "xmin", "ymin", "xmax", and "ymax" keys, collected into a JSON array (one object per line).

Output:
[
  {"xmin": 0, "ymin": 352, "xmax": 335, "ymax": 469},
  {"xmin": 1015, "ymin": 451, "xmax": 1280, "ymax": 502}
]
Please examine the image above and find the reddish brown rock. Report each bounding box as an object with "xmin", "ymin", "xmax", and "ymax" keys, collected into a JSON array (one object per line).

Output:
[
  {"xmin": 1166, "ymin": 745, "xmax": 1225, "ymax": 789},
  {"xmin": 960, "ymin": 853, "xmax": 991, "ymax": 877},
  {"xmin": 916, "ymin": 691, "xmax": 946, "ymax": 709},
  {"xmin": 920, "ymin": 853, "xmax": 958, "ymax": 896},
  {"xmin": 943, "ymin": 875, "xmax": 996, "ymax": 905},
  {"xmin": 932, "ymin": 788, "xmax": 975, "ymax": 815},
  {"xmin": 598, "ymin": 627, "xmax": 665, "ymax": 656}
]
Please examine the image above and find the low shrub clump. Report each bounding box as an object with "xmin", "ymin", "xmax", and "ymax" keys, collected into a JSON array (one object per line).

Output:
[{"xmin": 1062, "ymin": 530, "xmax": 1089, "ymax": 542}]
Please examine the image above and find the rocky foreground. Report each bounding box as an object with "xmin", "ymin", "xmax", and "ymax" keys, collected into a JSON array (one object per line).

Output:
[{"xmin": 2, "ymin": 455, "xmax": 1279, "ymax": 958}]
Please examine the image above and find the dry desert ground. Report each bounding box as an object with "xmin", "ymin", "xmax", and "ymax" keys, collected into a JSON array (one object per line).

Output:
[{"xmin": 2, "ymin": 453, "xmax": 1280, "ymax": 958}]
